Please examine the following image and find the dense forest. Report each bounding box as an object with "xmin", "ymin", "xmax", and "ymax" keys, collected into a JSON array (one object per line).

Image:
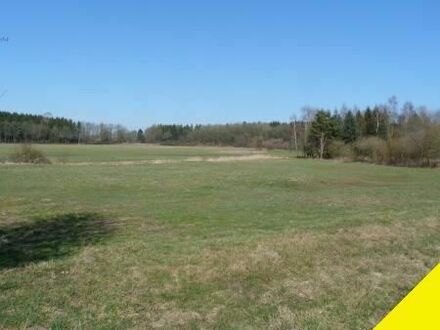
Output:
[
  {"xmin": 144, "ymin": 122, "xmax": 294, "ymax": 149},
  {"xmin": 0, "ymin": 111, "xmax": 142, "ymax": 144},
  {"xmin": 0, "ymin": 112, "xmax": 80, "ymax": 143},
  {"xmin": 2, "ymin": 97, "xmax": 440, "ymax": 166}
]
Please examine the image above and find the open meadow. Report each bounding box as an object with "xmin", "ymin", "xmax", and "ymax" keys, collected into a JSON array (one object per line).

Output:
[{"xmin": 1, "ymin": 144, "xmax": 439, "ymax": 329}]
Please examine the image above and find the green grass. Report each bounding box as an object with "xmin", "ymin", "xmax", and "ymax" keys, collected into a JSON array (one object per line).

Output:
[
  {"xmin": 0, "ymin": 143, "xmax": 260, "ymax": 163},
  {"xmin": 0, "ymin": 144, "xmax": 439, "ymax": 329}
]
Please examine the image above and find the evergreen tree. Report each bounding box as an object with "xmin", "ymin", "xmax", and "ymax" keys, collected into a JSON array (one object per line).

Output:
[
  {"xmin": 137, "ymin": 129, "xmax": 145, "ymax": 143},
  {"xmin": 0, "ymin": 111, "xmax": 80, "ymax": 143},
  {"xmin": 364, "ymin": 107, "xmax": 376, "ymax": 135},
  {"xmin": 342, "ymin": 111, "xmax": 358, "ymax": 143},
  {"xmin": 307, "ymin": 110, "xmax": 338, "ymax": 159},
  {"xmin": 355, "ymin": 110, "xmax": 365, "ymax": 137},
  {"xmin": 331, "ymin": 111, "xmax": 343, "ymax": 139}
]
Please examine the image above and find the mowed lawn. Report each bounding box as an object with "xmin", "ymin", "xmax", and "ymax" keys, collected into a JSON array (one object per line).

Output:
[{"xmin": 1, "ymin": 144, "xmax": 439, "ymax": 329}]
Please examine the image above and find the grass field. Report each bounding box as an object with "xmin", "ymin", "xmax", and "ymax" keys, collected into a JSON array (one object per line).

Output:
[
  {"xmin": 0, "ymin": 144, "xmax": 262, "ymax": 164},
  {"xmin": 1, "ymin": 144, "xmax": 439, "ymax": 329}
]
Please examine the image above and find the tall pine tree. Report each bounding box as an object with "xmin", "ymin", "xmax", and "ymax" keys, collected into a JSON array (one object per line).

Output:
[
  {"xmin": 355, "ymin": 111, "xmax": 365, "ymax": 137},
  {"xmin": 342, "ymin": 111, "xmax": 358, "ymax": 143},
  {"xmin": 364, "ymin": 107, "xmax": 376, "ymax": 135},
  {"xmin": 307, "ymin": 111, "xmax": 338, "ymax": 159}
]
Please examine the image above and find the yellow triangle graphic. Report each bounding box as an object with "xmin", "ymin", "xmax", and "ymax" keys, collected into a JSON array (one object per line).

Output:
[{"xmin": 374, "ymin": 263, "xmax": 440, "ymax": 329}]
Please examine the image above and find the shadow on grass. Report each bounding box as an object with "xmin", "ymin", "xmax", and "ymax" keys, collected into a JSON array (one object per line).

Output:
[{"xmin": 0, "ymin": 212, "xmax": 115, "ymax": 269}]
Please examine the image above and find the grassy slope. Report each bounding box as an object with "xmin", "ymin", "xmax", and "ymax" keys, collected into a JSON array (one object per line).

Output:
[{"xmin": 0, "ymin": 144, "xmax": 439, "ymax": 329}]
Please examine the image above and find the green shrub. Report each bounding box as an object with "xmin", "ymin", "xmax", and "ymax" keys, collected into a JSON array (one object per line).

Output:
[{"xmin": 9, "ymin": 144, "xmax": 51, "ymax": 164}]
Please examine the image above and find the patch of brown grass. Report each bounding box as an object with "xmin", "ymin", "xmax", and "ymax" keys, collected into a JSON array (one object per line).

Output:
[
  {"xmin": 145, "ymin": 217, "xmax": 440, "ymax": 328},
  {"xmin": 6, "ymin": 214, "xmax": 438, "ymax": 329}
]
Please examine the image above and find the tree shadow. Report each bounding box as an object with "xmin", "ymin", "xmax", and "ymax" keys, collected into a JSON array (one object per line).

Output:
[{"xmin": 0, "ymin": 212, "xmax": 116, "ymax": 269}]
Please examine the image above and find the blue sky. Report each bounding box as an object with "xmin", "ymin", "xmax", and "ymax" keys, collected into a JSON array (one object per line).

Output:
[{"xmin": 1, "ymin": 0, "xmax": 439, "ymax": 128}]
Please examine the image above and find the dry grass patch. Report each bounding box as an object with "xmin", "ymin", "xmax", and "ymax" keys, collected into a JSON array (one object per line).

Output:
[{"xmin": 147, "ymin": 217, "xmax": 440, "ymax": 329}]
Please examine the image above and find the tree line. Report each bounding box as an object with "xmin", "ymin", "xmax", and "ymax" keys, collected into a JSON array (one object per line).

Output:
[
  {"xmin": 143, "ymin": 98, "xmax": 440, "ymax": 167},
  {"xmin": 2, "ymin": 96, "xmax": 440, "ymax": 167},
  {"xmin": 303, "ymin": 98, "xmax": 440, "ymax": 166},
  {"xmin": 0, "ymin": 111, "xmax": 145, "ymax": 144},
  {"xmin": 144, "ymin": 122, "xmax": 293, "ymax": 149}
]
